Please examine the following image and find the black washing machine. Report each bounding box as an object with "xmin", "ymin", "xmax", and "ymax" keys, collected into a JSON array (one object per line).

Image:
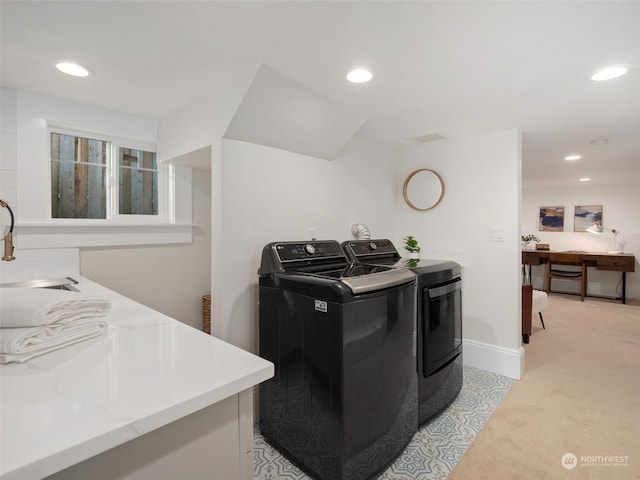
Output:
[
  {"xmin": 342, "ymin": 239, "xmax": 463, "ymax": 425},
  {"xmin": 258, "ymin": 240, "xmax": 418, "ymax": 480}
]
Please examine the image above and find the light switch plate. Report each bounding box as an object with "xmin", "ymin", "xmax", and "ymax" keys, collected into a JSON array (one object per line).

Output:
[{"xmin": 489, "ymin": 227, "xmax": 505, "ymax": 242}]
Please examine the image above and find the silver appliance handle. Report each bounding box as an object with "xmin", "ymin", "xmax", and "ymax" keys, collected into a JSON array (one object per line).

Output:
[
  {"xmin": 428, "ymin": 279, "xmax": 461, "ymax": 298},
  {"xmin": 341, "ymin": 269, "xmax": 416, "ymax": 294}
]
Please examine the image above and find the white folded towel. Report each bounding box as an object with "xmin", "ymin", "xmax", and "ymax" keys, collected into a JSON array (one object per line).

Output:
[
  {"xmin": 0, "ymin": 319, "xmax": 107, "ymax": 364},
  {"xmin": 0, "ymin": 287, "xmax": 111, "ymax": 328},
  {"xmin": 0, "ymin": 287, "xmax": 111, "ymax": 363}
]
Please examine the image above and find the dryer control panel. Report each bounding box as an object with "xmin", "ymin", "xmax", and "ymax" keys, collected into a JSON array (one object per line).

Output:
[{"xmin": 342, "ymin": 239, "xmax": 400, "ymax": 262}]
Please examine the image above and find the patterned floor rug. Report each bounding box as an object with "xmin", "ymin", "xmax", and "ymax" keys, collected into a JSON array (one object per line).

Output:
[{"xmin": 254, "ymin": 366, "xmax": 515, "ymax": 480}]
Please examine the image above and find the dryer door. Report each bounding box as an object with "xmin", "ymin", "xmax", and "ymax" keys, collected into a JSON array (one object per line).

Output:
[{"xmin": 422, "ymin": 277, "xmax": 462, "ymax": 376}]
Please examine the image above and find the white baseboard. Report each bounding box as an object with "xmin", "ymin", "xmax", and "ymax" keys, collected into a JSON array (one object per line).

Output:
[{"xmin": 463, "ymin": 338, "xmax": 524, "ymax": 380}]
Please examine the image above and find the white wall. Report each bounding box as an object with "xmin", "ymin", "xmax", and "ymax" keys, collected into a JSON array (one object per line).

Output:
[
  {"xmin": 220, "ymin": 137, "xmax": 396, "ymax": 352},
  {"xmin": 395, "ymin": 130, "xmax": 523, "ymax": 378},
  {"xmin": 79, "ymin": 169, "xmax": 211, "ymax": 330},
  {"xmin": 1, "ymin": 89, "xmax": 210, "ymax": 330},
  {"xmin": 158, "ymin": 67, "xmax": 525, "ymax": 377},
  {"xmin": 1, "ymin": 88, "xmax": 17, "ymax": 211},
  {"xmin": 156, "ymin": 66, "xmax": 260, "ymax": 341},
  {"xmin": 523, "ymin": 182, "xmax": 640, "ymax": 301},
  {"xmin": 6, "ymin": 80, "xmax": 526, "ymax": 378},
  {"xmin": 16, "ymin": 92, "xmax": 158, "ymax": 223},
  {"xmin": 9, "ymin": 91, "xmax": 192, "ymax": 248}
]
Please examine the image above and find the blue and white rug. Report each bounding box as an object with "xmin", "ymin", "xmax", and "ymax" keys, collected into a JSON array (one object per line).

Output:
[{"xmin": 254, "ymin": 366, "xmax": 515, "ymax": 480}]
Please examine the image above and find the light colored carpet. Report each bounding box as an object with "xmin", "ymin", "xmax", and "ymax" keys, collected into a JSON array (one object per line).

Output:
[{"xmin": 448, "ymin": 294, "xmax": 640, "ymax": 480}]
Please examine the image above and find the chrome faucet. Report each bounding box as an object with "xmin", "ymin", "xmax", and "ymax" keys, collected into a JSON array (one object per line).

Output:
[{"xmin": 0, "ymin": 199, "xmax": 15, "ymax": 261}]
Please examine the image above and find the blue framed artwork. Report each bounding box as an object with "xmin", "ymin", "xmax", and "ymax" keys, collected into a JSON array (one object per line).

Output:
[
  {"xmin": 574, "ymin": 205, "xmax": 602, "ymax": 232},
  {"xmin": 539, "ymin": 206, "xmax": 565, "ymax": 232}
]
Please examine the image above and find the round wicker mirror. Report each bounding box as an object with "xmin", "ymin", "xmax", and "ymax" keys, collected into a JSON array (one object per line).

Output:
[{"xmin": 402, "ymin": 169, "xmax": 445, "ymax": 211}]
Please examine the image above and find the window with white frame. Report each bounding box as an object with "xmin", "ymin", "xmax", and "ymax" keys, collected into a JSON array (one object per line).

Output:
[
  {"xmin": 50, "ymin": 128, "xmax": 167, "ymax": 221},
  {"xmin": 118, "ymin": 147, "xmax": 158, "ymax": 215}
]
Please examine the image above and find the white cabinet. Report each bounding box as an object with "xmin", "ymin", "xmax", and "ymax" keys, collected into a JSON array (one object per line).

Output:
[{"xmin": 46, "ymin": 390, "xmax": 254, "ymax": 480}]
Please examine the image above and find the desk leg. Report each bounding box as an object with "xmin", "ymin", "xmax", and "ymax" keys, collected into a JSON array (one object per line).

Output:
[{"xmin": 622, "ymin": 272, "xmax": 626, "ymax": 304}]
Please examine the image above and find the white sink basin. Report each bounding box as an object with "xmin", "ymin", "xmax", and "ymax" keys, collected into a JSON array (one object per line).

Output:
[{"xmin": 0, "ymin": 277, "xmax": 79, "ymax": 291}]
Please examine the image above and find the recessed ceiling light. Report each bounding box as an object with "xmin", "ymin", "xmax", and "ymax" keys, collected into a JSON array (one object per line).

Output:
[
  {"xmin": 564, "ymin": 154, "xmax": 581, "ymax": 161},
  {"xmin": 590, "ymin": 65, "xmax": 631, "ymax": 81},
  {"xmin": 56, "ymin": 62, "xmax": 92, "ymax": 77},
  {"xmin": 346, "ymin": 69, "xmax": 372, "ymax": 84},
  {"xmin": 579, "ymin": 177, "xmax": 591, "ymax": 182}
]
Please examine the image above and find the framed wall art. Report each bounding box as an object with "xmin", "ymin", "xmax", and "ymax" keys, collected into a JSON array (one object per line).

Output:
[
  {"xmin": 539, "ymin": 206, "xmax": 565, "ymax": 232},
  {"xmin": 574, "ymin": 205, "xmax": 602, "ymax": 232}
]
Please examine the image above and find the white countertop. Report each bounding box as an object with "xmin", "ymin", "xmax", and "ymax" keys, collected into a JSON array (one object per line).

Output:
[{"xmin": 0, "ymin": 277, "xmax": 274, "ymax": 480}]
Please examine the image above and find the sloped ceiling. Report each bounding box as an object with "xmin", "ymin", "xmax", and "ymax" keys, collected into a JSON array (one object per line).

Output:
[{"xmin": 224, "ymin": 65, "xmax": 367, "ymax": 160}]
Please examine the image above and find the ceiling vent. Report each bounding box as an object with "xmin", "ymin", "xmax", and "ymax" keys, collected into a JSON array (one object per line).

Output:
[{"xmin": 409, "ymin": 132, "xmax": 445, "ymax": 143}]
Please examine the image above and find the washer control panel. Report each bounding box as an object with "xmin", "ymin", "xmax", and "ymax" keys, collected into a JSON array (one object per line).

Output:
[
  {"xmin": 259, "ymin": 240, "xmax": 349, "ymax": 275},
  {"xmin": 275, "ymin": 241, "xmax": 344, "ymax": 262}
]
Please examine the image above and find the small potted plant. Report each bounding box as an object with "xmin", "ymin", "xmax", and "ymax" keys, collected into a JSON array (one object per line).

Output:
[
  {"xmin": 403, "ymin": 235, "xmax": 421, "ymax": 259},
  {"xmin": 521, "ymin": 234, "xmax": 540, "ymax": 250}
]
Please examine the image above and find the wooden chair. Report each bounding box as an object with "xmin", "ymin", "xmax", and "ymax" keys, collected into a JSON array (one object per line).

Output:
[{"xmin": 546, "ymin": 252, "xmax": 587, "ymax": 301}]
